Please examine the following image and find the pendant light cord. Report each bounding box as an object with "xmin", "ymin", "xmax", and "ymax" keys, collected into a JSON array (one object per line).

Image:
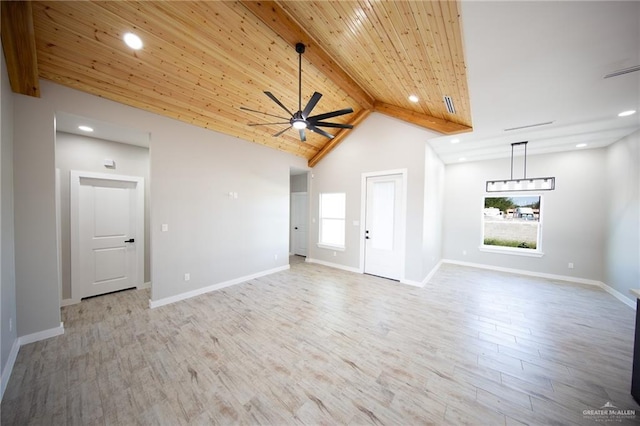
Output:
[{"xmin": 510, "ymin": 141, "xmax": 529, "ymax": 180}]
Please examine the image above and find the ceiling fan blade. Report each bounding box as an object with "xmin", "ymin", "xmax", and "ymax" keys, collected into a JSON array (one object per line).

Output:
[
  {"xmin": 239, "ymin": 106, "xmax": 290, "ymax": 121},
  {"xmin": 273, "ymin": 126, "xmax": 292, "ymax": 137},
  {"xmin": 264, "ymin": 91, "xmax": 294, "ymax": 117},
  {"xmin": 308, "ymin": 125, "xmax": 335, "ymax": 139},
  {"xmin": 312, "ymin": 121, "xmax": 354, "ymax": 129},
  {"xmin": 248, "ymin": 121, "xmax": 291, "ymax": 126},
  {"xmin": 308, "ymin": 107, "xmax": 354, "ymax": 122},
  {"xmin": 299, "ymin": 128, "xmax": 306, "ymax": 142},
  {"xmin": 302, "ymin": 92, "xmax": 323, "ymax": 119}
]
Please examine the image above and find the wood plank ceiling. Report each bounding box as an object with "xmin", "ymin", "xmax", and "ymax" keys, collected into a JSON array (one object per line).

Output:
[{"xmin": 2, "ymin": 1, "xmax": 472, "ymax": 166}]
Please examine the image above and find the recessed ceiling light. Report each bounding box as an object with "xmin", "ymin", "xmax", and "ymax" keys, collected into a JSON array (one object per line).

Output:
[
  {"xmin": 576, "ymin": 143, "xmax": 587, "ymax": 148},
  {"xmin": 123, "ymin": 32, "xmax": 143, "ymax": 50},
  {"xmin": 618, "ymin": 110, "xmax": 636, "ymax": 117},
  {"xmin": 451, "ymin": 138, "xmax": 460, "ymax": 144},
  {"xmin": 78, "ymin": 125, "xmax": 94, "ymax": 132},
  {"xmin": 458, "ymin": 157, "xmax": 466, "ymax": 162},
  {"xmin": 408, "ymin": 95, "xmax": 419, "ymax": 103}
]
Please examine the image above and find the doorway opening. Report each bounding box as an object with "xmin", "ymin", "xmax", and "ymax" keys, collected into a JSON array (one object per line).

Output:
[
  {"xmin": 290, "ymin": 169, "xmax": 309, "ymax": 260},
  {"xmin": 55, "ymin": 112, "xmax": 151, "ymax": 305}
]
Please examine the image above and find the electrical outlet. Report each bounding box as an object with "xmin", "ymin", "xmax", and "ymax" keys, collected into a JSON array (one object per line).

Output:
[
  {"xmin": 568, "ymin": 262, "xmax": 574, "ymax": 269},
  {"xmin": 333, "ymin": 251, "xmax": 337, "ymax": 257},
  {"xmin": 161, "ymin": 224, "xmax": 168, "ymax": 232},
  {"xmin": 462, "ymin": 250, "xmax": 467, "ymax": 256},
  {"xmin": 184, "ymin": 273, "xmax": 190, "ymax": 281}
]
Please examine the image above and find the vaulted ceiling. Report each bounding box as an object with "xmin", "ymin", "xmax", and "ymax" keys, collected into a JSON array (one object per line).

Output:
[{"xmin": 1, "ymin": 1, "xmax": 472, "ymax": 166}]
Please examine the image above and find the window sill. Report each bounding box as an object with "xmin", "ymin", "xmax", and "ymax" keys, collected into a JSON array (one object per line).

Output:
[
  {"xmin": 479, "ymin": 246, "xmax": 544, "ymax": 258},
  {"xmin": 317, "ymin": 244, "xmax": 345, "ymax": 252}
]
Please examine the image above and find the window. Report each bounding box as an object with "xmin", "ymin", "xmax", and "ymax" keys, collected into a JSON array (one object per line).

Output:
[
  {"xmin": 482, "ymin": 195, "xmax": 542, "ymax": 255},
  {"xmin": 318, "ymin": 192, "xmax": 346, "ymax": 249}
]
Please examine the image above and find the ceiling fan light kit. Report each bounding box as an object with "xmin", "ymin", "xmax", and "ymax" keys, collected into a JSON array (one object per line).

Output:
[
  {"xmin": 241, "ymin": 43, "xmax": 354, "ymax": 142},
  {"xmin": 486, "ymin": 141, "xmax": 556, "ymax": 193}
]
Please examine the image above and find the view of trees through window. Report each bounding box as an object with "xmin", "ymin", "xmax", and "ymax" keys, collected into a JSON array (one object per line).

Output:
[{"xmin": 483, "ymin": 196, "xmax": 541, "ymax": 250}]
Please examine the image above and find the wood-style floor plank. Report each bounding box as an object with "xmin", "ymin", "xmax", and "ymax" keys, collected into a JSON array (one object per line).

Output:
[{"xmin": 2, "ymin": 259, "xmax": 638, "ymax": 425}]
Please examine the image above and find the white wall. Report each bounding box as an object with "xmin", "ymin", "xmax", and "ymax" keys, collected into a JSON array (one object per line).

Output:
[
  {"xmin": 442, "ymin": 148, "xmax": 608, "ymax": 280},
  {"xmin": 13, "ymin": 92, "xmax": 61, "ymax": 337},
  {"xmin": 1, "ymin": 38, "xmax": 17, "ymax": 391},
  {"xmin": 150, "ymin": 123, "xmax": 302, "ymax": 300},
  {"xmin": 308, "ymin": 112, "xmax": 441, "ymax": 282},
  {"xmin": 55, "ymin": 132, "xmax": 150, "ymax": 300},
  {"xmin": 423, "ymin": 145, "xmax": 445, "ymax": 277},
  {"xmin": 605, "ymin": 130, "xmax": 640, "ymax": 297},
  {"xmin": 13, "ymin": 81, "xmax": 306, "ymax": 322}
]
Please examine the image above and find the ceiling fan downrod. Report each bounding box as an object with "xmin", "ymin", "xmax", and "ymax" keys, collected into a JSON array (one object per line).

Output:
[{"xmin": 296, "ymin": 43, "xmax": 305, "ymax": 113}]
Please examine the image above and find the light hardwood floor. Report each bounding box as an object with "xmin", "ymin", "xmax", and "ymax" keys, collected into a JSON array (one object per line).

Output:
[{"xmin": 2, "ymin": 259, "xmax": 639, "ymax": 425}]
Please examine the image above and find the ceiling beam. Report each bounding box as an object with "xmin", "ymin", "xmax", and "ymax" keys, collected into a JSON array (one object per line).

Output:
[
  {"xmin": 1, "ymin": 1, "xmax": 40, "ymax": 97},
  {"xmin": 374, "ymin": 102, "xmax": 472, "ymax": 135},
  {"xmin": 240, "ymin": 0, "xmax": 374, "ymax": 110},
  {"xmin": 308, "ymin": 109, "xmax": 371, "ymax": 168}
]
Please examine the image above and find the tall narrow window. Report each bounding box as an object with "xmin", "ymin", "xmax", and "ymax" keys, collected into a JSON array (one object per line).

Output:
[
  {"xmin": 318, "ymin": 192, "xmax": 346, "ymax": 249},
  {"xmin": 482, "ymin": 195, "xmax": 543, "ymax": 254}
]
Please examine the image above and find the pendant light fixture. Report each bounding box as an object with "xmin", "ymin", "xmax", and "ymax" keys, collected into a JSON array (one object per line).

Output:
[{"xmin": 486, "ymin": 141, "xmax": 555, "ymax": 192}]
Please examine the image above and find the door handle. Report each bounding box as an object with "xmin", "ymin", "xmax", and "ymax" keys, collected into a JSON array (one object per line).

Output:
[
  {"xmin": 124, "ymin": 238, "xmax": 135, "ymax": 243},
  {"xmin": 294, "ymin": 227, "xmax": 298, "ymax": 230}
]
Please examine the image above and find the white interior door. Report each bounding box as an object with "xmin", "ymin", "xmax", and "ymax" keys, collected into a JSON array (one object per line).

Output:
[
  {"xmin": 291, "ymin": 192, "xmax": 308, "ymax": 256},
  {"xmin": 71, "ymin": 172, "xmax": 144, "ymax": 299},
  {"xmin": 364, "ymin": 174, "xmax": 404, "ymax": 280}
]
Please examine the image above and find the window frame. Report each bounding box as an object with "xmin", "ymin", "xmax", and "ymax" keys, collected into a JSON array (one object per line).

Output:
[
  {"xmin": 479, "ymin": 194, "xmax": 545, "ymax": 258},
  {"xmin": 318, "ymin": 192, "xmax": 346, "ymax": 251}
]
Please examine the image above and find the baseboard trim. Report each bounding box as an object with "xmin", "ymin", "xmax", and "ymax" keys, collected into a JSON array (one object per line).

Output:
[
  {"xmin": 400, "ymin": 279, "xmax": 423, "ymax": 287},
  {"xmin": 601, "ymin": 282, "xmax": 636, "ymax": 309},
  {"xmin": 60, "ymin": 298, "xmax": 80, "ymax": 307},
  {"xmin": 1, "ymin": 338, "xmax": 20, "ymax": 402},
  {"xmin": 422, "ymin": 260, "xmax": 444, "ymax": 286},
  {"xmin": 19, "ymin": 322, "xmax": 65, "ymax": 346},
  {"xmin": 138, "ymin": 281, "xmax": 151, "ymax": 290},
  {"xmin": 442, "ymin": 259, "xmax": 635, "ymax": 309},
  {"xmin": 306, "ymin": 258, "xmax": 443, "ymax": 288},
  {"xmin": 1, "ymin": 322, "xmax": 65, "ymax": 403},
  {"xmin": 304, "ymin": 257, "xmax": 361, "ymax": 274},
  {"xmin": 400, "ymin": 260, "xmax": 444, "ymax": 288},
  {"xmin": 442, "ymin": 259, "xmax": 604, "ymax": 286},
  {"xmin": 149, "ymin": 265, "xmax": 290, "ymax": 309}
]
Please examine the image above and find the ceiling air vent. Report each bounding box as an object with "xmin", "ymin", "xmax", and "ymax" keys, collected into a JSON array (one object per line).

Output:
[
  {"xmin": 504, "ymin": 121, "xmax": 554, "ymax": 132},
  {"xmin": 604, "ymin": 65, "xmax": 640, "ymax": 79},
  {"xmin": 443, "ymin": 96, "xmax": 456, "ymax": 114}
]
